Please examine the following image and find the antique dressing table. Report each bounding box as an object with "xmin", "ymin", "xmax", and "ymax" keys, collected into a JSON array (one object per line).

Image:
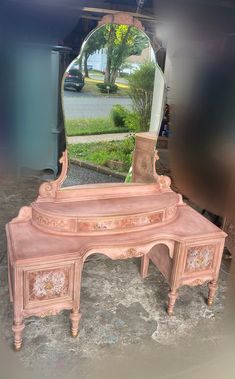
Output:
[{"xmin": 6, "ymin": 132, "xmax": 226, "ymax": 350}]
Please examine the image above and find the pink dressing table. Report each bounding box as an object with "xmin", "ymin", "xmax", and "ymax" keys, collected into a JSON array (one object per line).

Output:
[{"xmin": 6, "ymin": 133, "xmax": 226, "ymax": 350}]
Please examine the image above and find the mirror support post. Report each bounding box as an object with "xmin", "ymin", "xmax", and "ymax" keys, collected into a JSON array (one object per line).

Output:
[{"xmin": 149, "ymin": 65, "xmax": 166, "ymax": 136}]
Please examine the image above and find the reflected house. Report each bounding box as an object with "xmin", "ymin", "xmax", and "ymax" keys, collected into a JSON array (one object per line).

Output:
[
  {"xmin": 87, "ymin": 44, "xmax": 155, "ymax": 74},
  {"xmin": 130, "ymin": 45, "xmax": 156, "ymax": 63},
  {"xmin": 87, "ymin": 49, "xmax": 107, "ymax": 72},
  {"xmin": 124, "ymin": 45, "xmax": 156, "ymax": 73}
]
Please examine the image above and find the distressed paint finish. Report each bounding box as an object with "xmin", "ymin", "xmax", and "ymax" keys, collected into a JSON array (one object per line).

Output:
[{"xmin": 6, "ymin": 132, "xmax": 227, "ymax": 350}]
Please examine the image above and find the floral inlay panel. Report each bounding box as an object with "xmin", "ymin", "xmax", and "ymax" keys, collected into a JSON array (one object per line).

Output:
[
  {"xmin": 29, "ymin": 269, "xmax": 69, "ymax": 301},
  {"xmin": 32, "ymin": 208, "xmax": 166, "ymax": 234},
  {"xmin": 32, "ymin": 209, "xmax": 76, "ymax": 233},
  {"xmin": 185, "ymin": 245, "xmax": 215, "ymax": 272},
  {"xmin": 77, "ymin": 211, "xmax": 163, "ymax": 232}
]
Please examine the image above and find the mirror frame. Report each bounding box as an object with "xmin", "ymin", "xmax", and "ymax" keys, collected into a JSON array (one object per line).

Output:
[{"xmin": 59, "ymin": 12, "xmax": 162, "ymax": 193}]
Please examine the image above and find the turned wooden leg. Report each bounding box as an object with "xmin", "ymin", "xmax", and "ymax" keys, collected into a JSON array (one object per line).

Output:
[
  {"xmin": 140, "ymin": 255, "xmax": 150, "ymax": 279},
  {"xmin": 70, "ymin": 259, "xmax": 83, "ymax": 337},
  {"xmin": 167, "ymin": 289, "xmax": 178, "ymax": 316},
  {"xmin": 12, "ymin": 321, "xmax": 25, "ymax": 351},
  {"xmin": 208, "ymin": 280, "xmax": 218, "ymax": 306},
  {"xmin": 70, "ymin": 310, "xmax": 81, "ymax": 338}
]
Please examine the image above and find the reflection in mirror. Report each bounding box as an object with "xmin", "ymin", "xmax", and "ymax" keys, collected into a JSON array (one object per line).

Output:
[{"xmin": 62, "ymin": 23, "xmax": 157, "ymax": 188}]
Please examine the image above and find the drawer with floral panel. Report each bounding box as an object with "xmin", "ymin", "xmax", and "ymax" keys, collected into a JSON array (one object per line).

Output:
[
  {"xmin": 180, "ymin": 241, "xmax": 223, "ymax": 286},
  {"xmin": 22, "ymin": 263, "xmax": 75, "ymax": 316}
]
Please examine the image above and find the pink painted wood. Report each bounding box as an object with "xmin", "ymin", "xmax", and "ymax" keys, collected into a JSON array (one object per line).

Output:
[
  {"xmin": 98, "ymin": 12, "xmax": 145, "ymax": 31},
  {"xmin": 6, "ymin": 132, "xmax": 227, "ymax": 350}
]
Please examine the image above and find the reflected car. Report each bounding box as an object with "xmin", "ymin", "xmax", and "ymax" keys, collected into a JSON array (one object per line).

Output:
[{"xmin": 64, "ymin": 69, "xmax": 85, "ymax": 91}]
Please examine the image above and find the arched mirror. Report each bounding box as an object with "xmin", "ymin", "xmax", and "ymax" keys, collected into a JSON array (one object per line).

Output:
[{"xmin": 60, "ymin": 13, "xmax": 166, "ymax": 187}]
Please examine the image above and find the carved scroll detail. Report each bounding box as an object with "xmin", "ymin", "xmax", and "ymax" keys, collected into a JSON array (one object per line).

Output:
[{"xmin": 39, "ymin": 150, "xmax": 68, "ymax": 199}]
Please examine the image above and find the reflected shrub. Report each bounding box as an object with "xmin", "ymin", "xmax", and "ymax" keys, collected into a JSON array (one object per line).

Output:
[
  {"xmin": 96, "ymin": 83, "xmax": 118, "ymax": 93},
  {"xmin": 111, "ymin": 104, "xmax": 128, "ymax": 128},
  {"xmin": 111, "ymin": 104, "xmax": 140, "ymax": 131}
]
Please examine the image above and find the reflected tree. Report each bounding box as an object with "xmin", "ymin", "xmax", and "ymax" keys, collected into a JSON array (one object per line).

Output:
[
  {"xmin": 81, "ymin": 24, "xmax": 150, "ymax": 84},
  {"xmin": 104, "ymin": 24, "xmax": 149, "ymax": 85}
]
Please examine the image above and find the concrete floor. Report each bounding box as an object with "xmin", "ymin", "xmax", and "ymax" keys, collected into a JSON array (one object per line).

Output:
[{"xmin": 0, "ymin": 164, "xmax": 233, "ymax": 379}]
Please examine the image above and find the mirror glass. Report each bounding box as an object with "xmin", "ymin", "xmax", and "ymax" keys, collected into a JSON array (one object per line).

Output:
[{"xmin": 62, "ymin": 23, "xmax": 156, "ymax": 187}]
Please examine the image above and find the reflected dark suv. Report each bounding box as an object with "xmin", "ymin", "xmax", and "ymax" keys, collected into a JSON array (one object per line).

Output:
[{"xmin": 64, "ymin": 69, "xmax": 85, "ymax": 91}]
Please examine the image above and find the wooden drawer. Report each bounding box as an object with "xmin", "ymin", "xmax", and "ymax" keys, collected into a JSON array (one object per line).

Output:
[
  {"xmin": 179, "ymin": 241, "xmax": 222, "ymax": 286},
  {"xmin": 23, "ymin": 263, "xmax": 75, "ymax": 310}
]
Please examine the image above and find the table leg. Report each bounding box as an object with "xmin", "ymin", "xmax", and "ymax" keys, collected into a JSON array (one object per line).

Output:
[
  {"xmin": 70, "ymin": 259, "xmax": 83, "ymax": 337},
  {"xmin": 140, "ymin": 255, "xmax": 150, "ymax": 279},
  {"xmin": 70, "ymin": 310, "xmax": 81, "ymax": 337},
  {"xmin": 167, "ymin": 289, "xmax": 178, "ymax": 316},
  {"xmin": 12, "ymin": 320, "xmax": 25, "ymax": 351},
  {"xmin": 208, "ymin": 280, "xmax": 218, "ymax": 306}
]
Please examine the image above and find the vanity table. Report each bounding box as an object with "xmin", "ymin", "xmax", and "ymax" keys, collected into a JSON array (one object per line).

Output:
[{"xmin": 6, "ymin": 133, "xmax": 226, "ymax": 350}]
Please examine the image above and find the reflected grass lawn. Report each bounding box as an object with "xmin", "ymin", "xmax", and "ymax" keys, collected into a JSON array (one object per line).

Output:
[
  {"xmin": 66, "ymin": 117, "xmax": 130, "ymax": 136},
  {"xmin": 68, "ymin": 137, "xmax": 135, "ymax": 173}
]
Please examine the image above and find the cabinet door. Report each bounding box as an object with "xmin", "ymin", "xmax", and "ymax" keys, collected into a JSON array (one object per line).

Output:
[
  {"xmin": 23, "ymin": 264, "xmax": 74, "ymax": 311},
  {"xmin": 180, "ymin": 242, "xmax": 218, "ymax": 286}
]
